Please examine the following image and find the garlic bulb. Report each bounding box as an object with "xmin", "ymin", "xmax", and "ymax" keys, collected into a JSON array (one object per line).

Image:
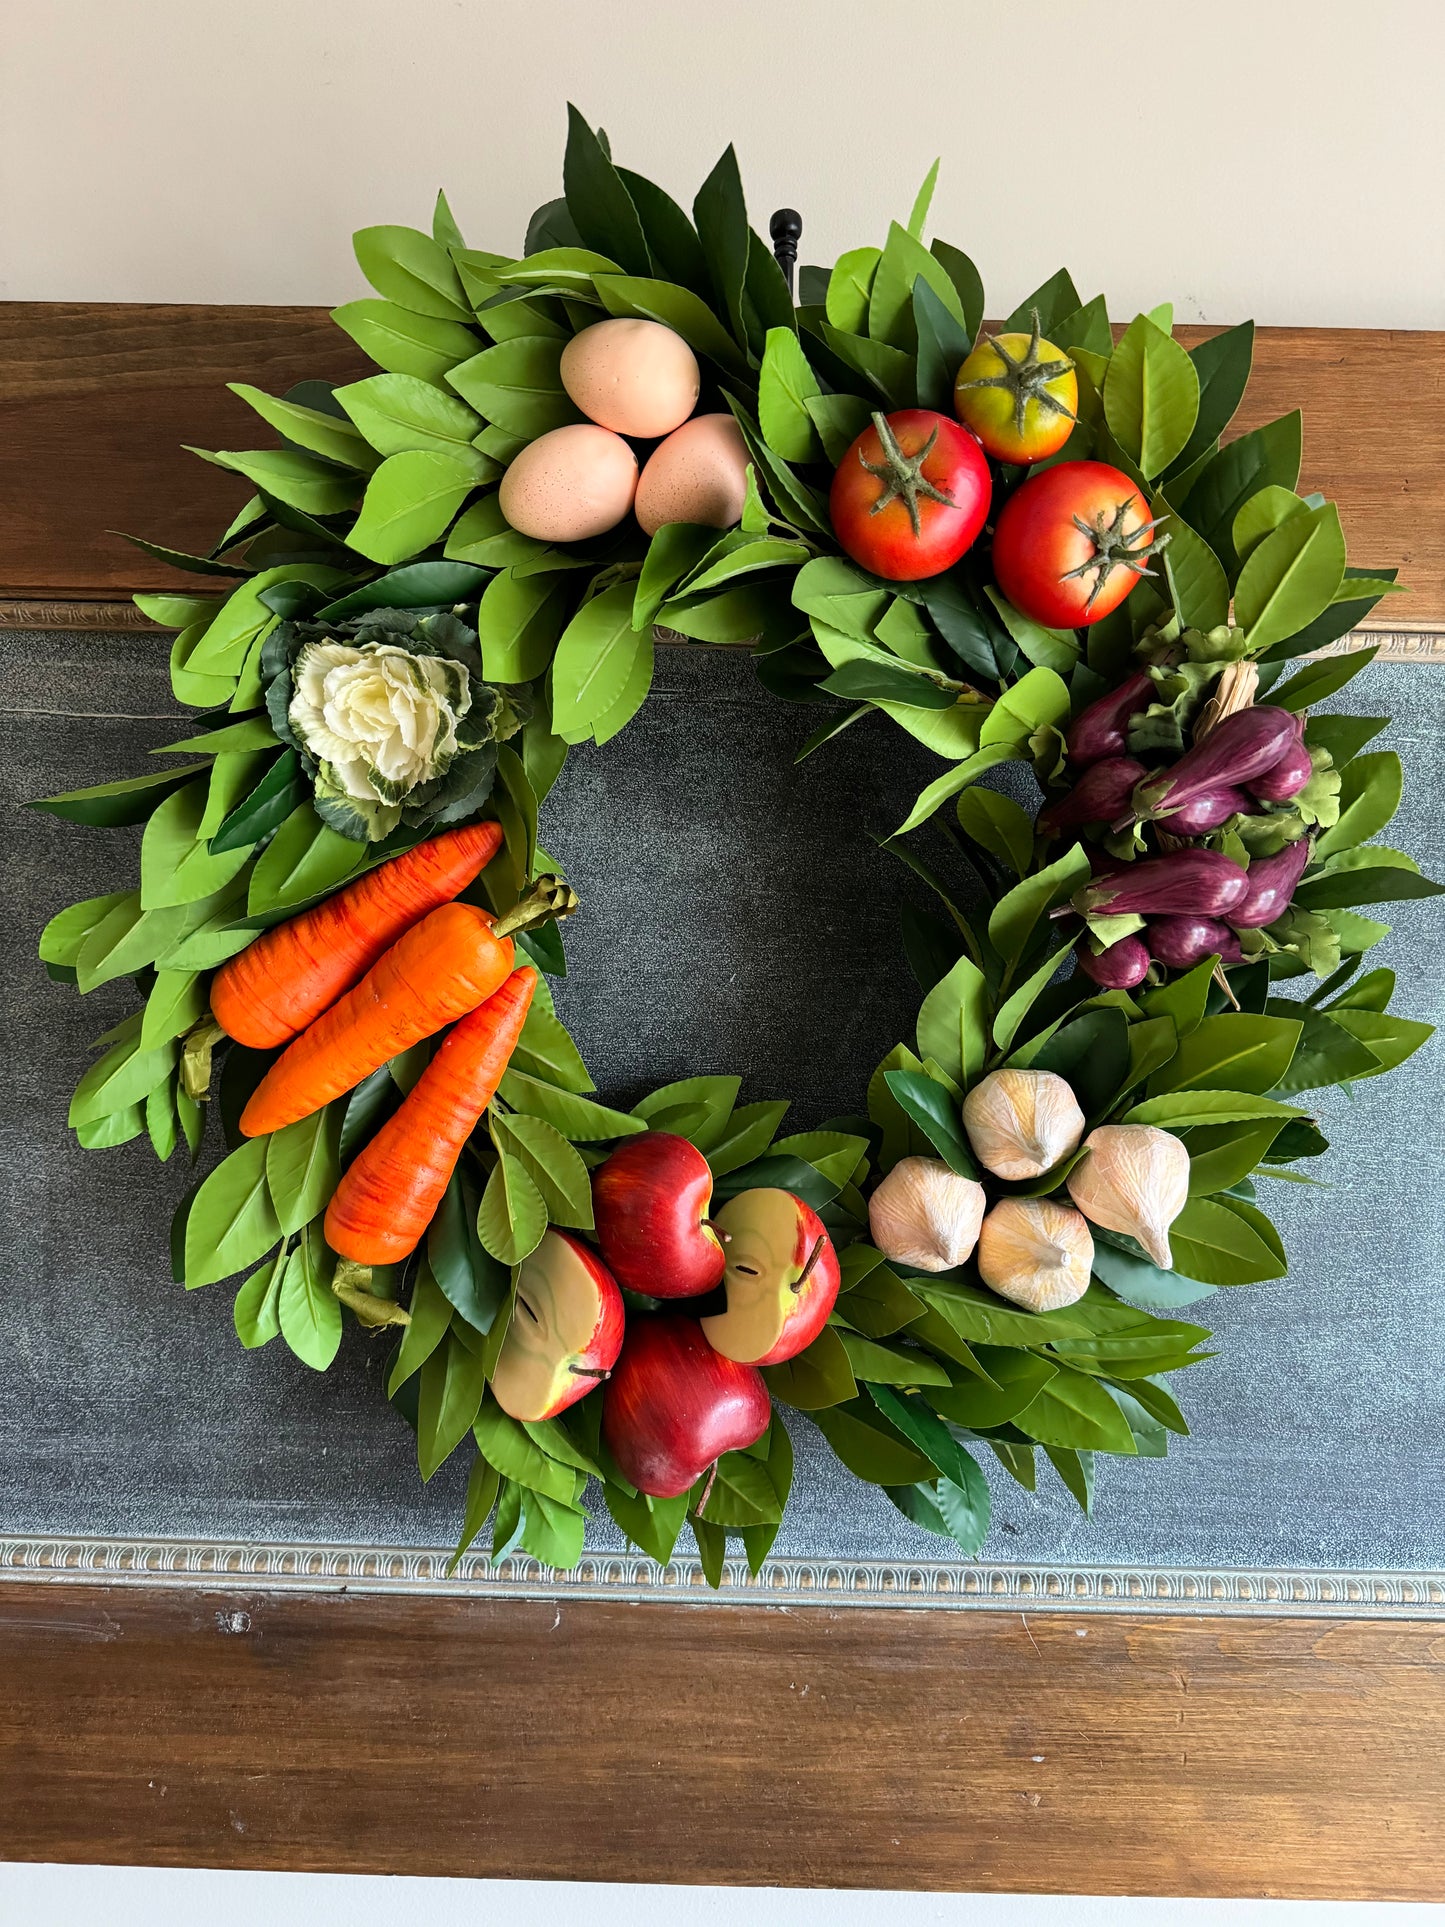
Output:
[
  {"xmin": 1066, "ymin": 1124, "xmax": 1190, "ymax": 1269},
  {"xmin": 961, "ymin": 1069, "xmax": 1085, "ymax": 1181},
  {"xmin": 977, "ymin": 1197, "xmax": 1094, "ymax": 1312},
  {"xmin": 868, "ymin": 1157, "xmax": 986, "ymax": 1274}
]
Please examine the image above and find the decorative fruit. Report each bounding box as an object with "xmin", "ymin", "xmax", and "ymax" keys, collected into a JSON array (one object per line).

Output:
[
  {"xmin": 992, "ymin": 461, "xmax": 1166, "ymax": 627},
  {"xmin": 634, "ymin": 413, "xmax": 750, "ymax": 536},
  {"xmin": 829, "ymin": 409, "xmax": 990, "ymax": 582},
  {"xmin": 1229, "ymin": 836, "xmax": 1314, "ymax": 928},
  {"xmin": 976, "ymin": 1197, "xmax": 1094, "ymax": 1312},
  {"xmin": 1146, "ymin": 915, "xmax": 1242, "ymax": 968},
  {"xmin": 954, "ymin": 310, "xmax": 1077, "ymax": 464},
  {"xmin": 499, "ymin": 423, "xmax": 638, "ymax": 541},
  {"xmin": 1036, "ymin": 756, "xmax": 1148, "ymax": 836},
  {"xmin": 700, "ymin": 1188, "xmax": 840, "ymax": 1366},
  {"xmin": 591, "ymin": 1131, "xmax": 726, "ymax": 1298},
  {"xmin": 490, "ymin": 1228, "xmax": 625, "ymax": 1422},
  {"xmin": 1134, "ymin": 706, "xmax": 1300, "ymax": 825},
  {"xmin": 559, "ymin": 318, "xmax": 699, "ymax": 439},
  {"xmin": 602, "ymin": 1314, "xmax": 771, "ymax": 1498},
  {"xmin": 866, "ymin": 1157, "xmax": 986, "ymax": 1274},
  {"xmin": 1073, "ymin": 848, "xmax": 1250, "ymax": 921},
  {"xmin": 1077, "ymin": 932, "xmax": 1152, "ymax": 989},
  {"xmin": 1067, "ymin": 1124, "xmax": 1190, "ymax": 1271},
  {"xmin": 1066, "ymin": 670, "xmax": 1156, "ymax": 767},
  {"xmin": 961, "ymin": 1069, "xmax": 1085, "ymax": 1182}
]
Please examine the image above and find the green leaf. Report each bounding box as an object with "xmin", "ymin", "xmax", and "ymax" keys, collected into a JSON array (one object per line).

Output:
[
  {"xmin": 1184, "ymin": 1119, "xmax": 1284, "ymax": 1195},
  {"xmin": 634, "ymin": 523, "xmax": 717, "ymax": 630},
  {"xmin": 474, "ymin": 569, "xmax": 564, "ymax": 684},
  {"xmin": 604, "ymin": 1485, "xmax": 689, "ymax": 1565},
  {"xmin": 1180, "ymin": 413, "xmax": 1303, "ymax": 576},
  {"xmin": 1088, "ymin": 1238, "xmax": 1216, "ymax": 1308},
  {"xmin": 473, "ymin": 1397, "xmax": 579, "ymax": 1503},
  {"xmin": 908, "ymin": 1280, "xmax": 1091, "ymax": 1351},
  {"xmin": 68, "ymin": 1033, "xmax": 178, "ymax": 1130},
  {"xmin": 1159, "ymin": 506, "xmax": 1230, "ymax": 632},
  {"xmin": 591, "ymin": 274, "xmax": 749, "ymax": 376},
  {"xmin": 347, "ymin": 450, "xmax": 478, "ymax": 565},
  {"xmin": 1269, "ymin": 645, "xmax": 1379, "ymax": 713},
  {"xmin": 30, "ymin": 761, "xmax": 210, "ymax": 828},
  {"xmin": 811, "ymin": 1400, "xmax": 933, "ymax": 1485},
  {"xmin": 1314, "ymin": 751, "xmax": 1402, "ymax": 860},
  {"xmin": 227, "ymin": 383, "xmax": 376, "ymax": 469},
  {"xmin": 552, "ymin": 582, "xmax": 647, "ymax": 742},
  {"xmin": 693, "ymin": 143, "xmax": 750, "ymax": 346},
  {"xmin": 825, "ymin": 246, "xmax": 882, "ymax": 333},
  {"xmin": 1123, "ymin": 1090, "xmax": 1303, "ymax": 1129},
  {"xmin": 982, "ymin": 587, "xmax": 1079, "ymax": 675},
  {"xmin": 1167, "ymin": 321, "xmax": 1254, "ymax": 481},
  {"xmin": 867, "ymin": 1385, "xmax": 979, "ymax": 1487},
  {"xmin": 912, "ymin": 278, "xmax": 973, "ymax": 415},
  {"xmin": 187, "ymin": 446, "xmax": 359, "ymax": 517},
  {"xmin": 563, "ymin": 104, "xmax": 651, "ymax": 279},
  {"xmin": 1013, "ymin": 1366, "xmax": 1137, "ymax": 1454},
  {"xmin": 988, "ymin": 843, "xmax": 1092, "ymax": 971},
  {"xmin": 814, "ymin": 322, "xmax": 915, "ymax": 409},
  {"xmin": 265, "ymin": 1105, "xmax": 343, "ymax": 1236},
  {"xmin": 520, "ymin": 1489, "xmax": 587, "ymax": 1569},
  {"xmin": 447, "ymin": 336, "xmax": 578, "ymax": 440},
  {"xmin": 1146, "ymin": 1013, "xmax": 1301, "ymax": 1097},
  {"xmin": 1140, "ymin": 957, "xmax": 1216, "ymax": 1038},
  {"xmin": 353, "ymin": 224, "xmax": 470, "ymax": 322},
  {"xmin": 1326, "ymin": 1008, "xmax": 1434, "ymax": 1077},
  {"xmin": 248, "ymin": 804, "xmax": 364, "ymax": 915},
  {"xmin": 930, "ymin": 1349, "xmax": 1059, "ymax": 1428},
  {"xmin": 1104, "ymin": 315, "xmax": 1199, "ymax": 479},
  {"xmin": 497, "ymin": 1069, "xmax": 647, "ymax": 1142},
  {"xmin": 762, "ymin": 1325, "xmax": 859, "ymax": 1412},
  {"xmin": 332, "ymin": 298, "xmax": 480, "ymax": 385},
  {"xmin": 139, "ymin": 780, "xmax": 253, "ymax": 910},
  {"xmin": 907, "ymin": 158, "xmax": 940, "ymax": 237},
  {"xmin": 705, "ymin": 1100, "xmax": 791, "ymax": 1177},
  {"xmin": 956, "ymin": 786, "xmax": 1034, "ymax": 878},
  {"xmin": 838, "ymin": 1331, "xmax": 951, "ymax": 1388},
  {"xmin": 233, "ymin": 1246, "xmax": 287, "ymax": 1349},
  {"xmin": 1234, "ymin": 503, "xmax": 1346, "ymax": 652},
  {"xmin": 979, "ymin": 665, "xmax": 1072, "ymax": 748},
  {"xmin": 1004, "ymin": 267, "xmax": 1080, "ymax": 335},
  {"xmin": 992, "ymin": 938, "xmax": 1078, "ymax": 1055},
  {"xmin": 1168, "ymin": 1194, "xmax": 1287, "ymax": 1286},
  {"xmin": 185, "ymin": 1136, "xmax": 281, "ymax": 1288},
  {"xmin": 1232, "ymin": 485, "xmax": 1306, "ymax": 563},
  {"xmin": 819, "ymin": 660, "xmax": 955, "ymax": 710},
  {"xmin": 493, "ymin": 247, "xmax": 620, "ymax": 295},
  {"xmin": 916, "ymin": 953, "xmax": 991, "ymax": 1089},
  {"xmin": 1029, "ymin": 1008, "xmax": 1133, "ymax": 1118},
  {"xmin": 335, "ymin": 372, "xmax": 483, "ymax": 458},
  {"xmin": 275, "ymin": 1232, "xmax": 343, "ymax": 1370},
  {"xmin": 449, "ymin": 1454, "xmax": 501, "ymax": 1573},
  {"xmin": 445, "ymin": 491, "xmax": 554, "ymax": 569},
  {"xmin": 1293, "ymin": 863, "xmax": 1445, "ymax": 910},
  {"xmin": 417, "ymin": 1330, "xmax": 489, "ymax": 1479},
  {"xmin": 427, "ymin": 1166, "xmax": 509, "ymax": 1334},
  {"xmin": 490, "ymin": 1111, "xmax": 594, "ymax": 1230},
  {"xmin": 757, "ymin": 328, "xmax": 823, "ymax": 461},
  {"xmin": 883, "ymin": 1070, "xmax": 977, "ymax": 1177},
  {"xmin": 476, "ymin": 1150, "xmax": 547, "ymax": 1266},
  {"xmin": 388, "ymin": 1258, "xmax": 454, "ymax": 1395},
  {"xmin": 868, "ymin": 221, "xmax": 965, "ymax": 352},
  {"xmin": 682, "ymin": 532, "xmax": 810, "ymax": 597}
]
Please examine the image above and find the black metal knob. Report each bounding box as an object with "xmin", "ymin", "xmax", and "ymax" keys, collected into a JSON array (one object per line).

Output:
[{"xmin": 770, "ymin": 208, "xmax": 802, "ymax": 295}]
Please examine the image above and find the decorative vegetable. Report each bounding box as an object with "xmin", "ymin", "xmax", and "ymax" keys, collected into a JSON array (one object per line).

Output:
[
  {"xmin": 1066, "ymin": 671, "xmax": 1156, "ymax": 767},
  {"xmin": 828, "ymin": 409, "xmax": 990, "ymax": 582},
  {"xmin": 323, "ymin": 966, "xmax": 537, "ymax": 1263},
  {"xmin": 961, "ymin": 1069, "xmax": 1085, "ymax": 1182},
  {"xmin": 240, "ymin": 879, "xmax": 571, "ymax": 1136},
  {"xmin": 1077, "ymin": 932, "xmax": 1152, "ymax": 989},
  {"xmin": 953, "ymin": 311, "xmax": 1077, "ymax": 464},
  {"xmin": 211, "ymin": 821, "xmax": 503, "ymax": 1049},
  {"xmin": 1134, "ymin": 705, "xmax": 1299, "ymax": 823},
  {"xmin": 1067, "ymin": 1124, "xmax": 1190, "ymax": 1271},
  {"xmin": 1248, "ymin": 725, "xmax": 1313, "ymax": 804},
  {"xmin": 1159, "ymin": 787, "xmax": 1252, "ymax": 836},
  {"xmin": 991, "ymin": 462, "xmax": 1166, "ymax": 628},
  {"xmin": 866, "ymin": 1157, "xmax": 985, "ymax": 1273},
  {"xmin": 1146, "ymin": 915, "xmax": 1242, "ymax": 968},
  {"xmin": 1037, "ymin": 756, "xmax": 1147, "ymax": 836},
  {"xmin": 976, "ymin": 1197, "xmax": 1093, "ymax": 1312},
  {"xmin": 1074, "ymin": 848, "xmax": 1249, "ymax": 920},
  {"xmin": 1230, "ymin": 836, "xmax": 1314, "ymax": 928}
]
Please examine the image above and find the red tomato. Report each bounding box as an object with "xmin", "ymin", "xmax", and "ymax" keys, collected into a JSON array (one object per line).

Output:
[
  {"xmin": 991, "ymin": 460, "xmax": 1166, "ymax": 628},
  {"xmin": 829, "ymin": 409, "xmax": 990, "ymax": 582}
]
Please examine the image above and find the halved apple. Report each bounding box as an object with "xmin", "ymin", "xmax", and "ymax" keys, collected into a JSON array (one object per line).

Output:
[
  {"xmin": 700, "ymin": 1187, "xmax": 840, "ymax": 1366},
  {"xmin": 491, "ymin": 1229, "xmax": 625, "ymax": 1422}
]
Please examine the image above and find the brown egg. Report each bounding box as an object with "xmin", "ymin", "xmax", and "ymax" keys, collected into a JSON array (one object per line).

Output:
[
  {"xmin": 498, "ymin": 424, "xmax": 638, "ymax": 543},
  {"xmin": 560, "ymin": 318, "xmax": 700, "ymax": 439},
  {"xmin": 634, "ymin": 414, "xmax": 750, "ymax": 536}
]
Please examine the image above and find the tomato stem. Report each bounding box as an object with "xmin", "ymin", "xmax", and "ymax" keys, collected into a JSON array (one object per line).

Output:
[
  {"xmin": 956, "ymin": 307, "xmax": 1077, "ymax": 439},
  {"xmin": 1059, "ymin": 502, "xmax": 1171, "ymax": 612},
  {"xmin": 861, "ymin": 412, "xmax": 957, "ymax": 538}
]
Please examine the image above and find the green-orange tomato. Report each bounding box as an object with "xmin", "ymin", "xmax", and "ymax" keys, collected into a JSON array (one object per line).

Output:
[{"xmin": 954, "ymin": 318, "xmax": 1077, "ymax": 464}]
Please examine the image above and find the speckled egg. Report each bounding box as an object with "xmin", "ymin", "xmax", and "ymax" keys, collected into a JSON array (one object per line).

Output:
[
  {"xmin": 498, "ymin": 423, "xmax": 638, "ymax": 542},
  {"xmin": 634, "ymin": 414, "xmax": 750, "ymax": 536},
  {"xmin": 560, "ymin": 318, "xmax": 700, "ymax": 439}
]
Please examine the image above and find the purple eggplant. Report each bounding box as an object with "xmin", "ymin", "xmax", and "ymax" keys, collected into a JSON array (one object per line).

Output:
[
  {"xmin": 1160, "ymin": 785, "xmax": 1253, "ymax": 835},
  {"xmin": 1134, "ymin": 706, "xmax": 1300, "ymax": 823},
  {"xmin": 1077, "ymin": 932, "xmax": 1152, "ymax": 989},
  {"xmin": 1248, "ymin": 730, "xmax": 1313, "ymax": 804},
  {"xmin": 1146, "ymin": 915, "xmax": 1243, "ymax": 968},
  {"xmin": 1066, "ymin": 671, "xmax": 1155, "ymax": 767},
  {"xmin": 1037, "ymin": 756, "xmax": 1148, "ymax": 835},
  {"xmin": 1074, "ymin": 847, "xmax": 1250, "ymax": 919},
  {"xmin": 1229, "ymin": 837, "xmax": 1313, "ymax": 929}
]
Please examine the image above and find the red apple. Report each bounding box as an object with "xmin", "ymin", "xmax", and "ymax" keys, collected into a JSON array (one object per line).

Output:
[
  {"xmin": 490, "ymin": 1229, "xmax": 624, "ymax": 1422},
  {"xmin": 602, "ymin": 1314, "xmax": 771, "ymax": 1498},
  {"xmin": 700, "ymin": 1188, "xmax": 840, "ymax": 1366},
  {"xmin": 591, "ymin": 1131, "xmax": 725, "ymax": 1299}
]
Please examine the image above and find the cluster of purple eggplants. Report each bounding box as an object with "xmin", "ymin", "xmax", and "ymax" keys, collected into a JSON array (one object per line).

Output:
[{"xmin": 1037, "ymin": 677, "xmax": 1318, "ymax": 988}]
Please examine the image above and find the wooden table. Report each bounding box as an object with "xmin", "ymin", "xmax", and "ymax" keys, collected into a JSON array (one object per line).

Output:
[{"xmin": 3, "ymin": 302, "xmax": 1444, "ymax": 1898}]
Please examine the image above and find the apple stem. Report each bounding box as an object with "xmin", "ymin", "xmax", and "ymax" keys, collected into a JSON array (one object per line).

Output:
[
  {"xmin": 792, "ymin": 1235, "xmax": 827, "ymax": 1294},
  {"xmin": 705, "ymin": 1220, "xmax": 731, "ymax": 1243},
  {"xmin": 568, "ymin": 1365, "xmax": 611, "ymax": 1381},
  {"xmin": 695, "ymin": 1461, "xmax": 719, "ymax": 1518}
]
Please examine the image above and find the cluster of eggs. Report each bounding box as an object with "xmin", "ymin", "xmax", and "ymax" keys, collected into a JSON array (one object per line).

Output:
[{"xmin": 498, "ymin": 319, "xmax": 752, "ymax": 544}]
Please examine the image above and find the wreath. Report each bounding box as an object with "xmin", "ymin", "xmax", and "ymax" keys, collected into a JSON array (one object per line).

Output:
[{"xmin": 35, "ymin": 107, "xmax": 1440, "ymax": 1582}]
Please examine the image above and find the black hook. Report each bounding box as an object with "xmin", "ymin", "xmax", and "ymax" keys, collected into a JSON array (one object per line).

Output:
[{"xmin": 770, "ymin": 208, "xmax": 802, "ymax": 297}]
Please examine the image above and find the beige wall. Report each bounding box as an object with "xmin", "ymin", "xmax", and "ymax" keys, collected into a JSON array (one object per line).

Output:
[{"xmin": 6, "ymin": 0, "xmax": 1443, "ymax": 328}]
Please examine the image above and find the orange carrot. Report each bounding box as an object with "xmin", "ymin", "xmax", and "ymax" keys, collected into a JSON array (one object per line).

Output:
[
  {"xmin": 239, "ymin": 902, "xmax": 515, "ymax": 1138},
  {"xmin": 324, "ymin": 967, "xmax": 538, "ymax": 1263},
  {"xmin": 212, "ymin": 820, "xmax": 503, "ymax": 1049}
]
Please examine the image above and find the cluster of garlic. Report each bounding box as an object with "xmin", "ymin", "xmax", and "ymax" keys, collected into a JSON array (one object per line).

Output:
[{"xmin": 867, "ymin": 1068, "xmax": 1189, "ymax": 1314}]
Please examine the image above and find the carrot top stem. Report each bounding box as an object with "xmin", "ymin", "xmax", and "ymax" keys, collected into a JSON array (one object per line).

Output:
[{"xmin": 491, "ymin": 874, "xmax": 580, "ymax": 940}]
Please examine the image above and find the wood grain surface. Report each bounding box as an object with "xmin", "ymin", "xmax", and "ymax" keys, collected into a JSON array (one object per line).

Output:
[
  {"xmin": 1, "ymin": 1580, "xmax": 1443, "ymax": 1897},
  {"xmin": 1, "ymin": 303, "xmax": 1442, "ymax": 621}
]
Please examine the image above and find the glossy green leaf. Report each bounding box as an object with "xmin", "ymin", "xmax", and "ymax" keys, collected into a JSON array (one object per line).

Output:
[
  {"xmin": 1269, "ymin": 646, "xmax": 1379, "ymax": 713},
  {"xmin": 1104, "ymin": 314, "xmax": 1199, "ymax": 479},
  {"xmin": 139, "ymin": 780, "xmax": 253, "ymax": 910},
  {"xmin": 476, "ymin": 1149, "xmax": 547, "ymax": 1266},
  {"xmin": 762, "ymin": 1326, "xmax": 858, "ymax": 1412},
  {"xmin": 552, "ymin": 582, "xmax": 646, "ymax": 741},
  {"xmin": 988, "ymin": 842, "xmax": 1091, "ymax": 970},
  {"xmin": 810, "ymin": 1400, "xmax": 933, "ymax": 1485},
  {"xmin": 388, "ymin": 1258, "xmax": 454, "ymax": 1395},
  {"xmin": 1013, "ymin": 1367, "xmax": 1137, "ymax": 1454},
  {"xmin": 1166, "ymin": 321, "xmax": 1254, "ymax": 481},
  {"xmin": 347, "ymin": 450, "xmax": 478, "ymax": 564},
  {"xmin": 248, "ymin": 804, "xmax": 364, "ymax": 915},
  {"xmin": 916, "ymin": 953, "xmax": 991, "ymax": 1090},
  {"xmin": 1147, "ymin": 1013, "xmax": 1301, "ymax": 1097},
  {"xmin": 417, "ymin": 1330, "xmax": 489, "ymax": 1479},
  {"xmin": 1180, "ymin": 413, "xmax": 1302, "ymax": 576},
  {"xmin": 883, "ymin": 1070, "xmax": 977, "ymax": 1176},
  {"xmin": 265, "ymin": 1104, "xmax": 343, "ymax": 1235},
  {"xmin": 30, "ymin": 761, "xmax": 210, "ymax": 829},
  {"xmin": 187, "ymin": 446, "xmax": 359, "ymax": 517},
  {"xmin": 757, "ymin": 327, "xmax": 823, "ymax": 461},
  {"xmin": 490, "ymin": 1111, "xmax": 594, "ymax": 1230},
  {"xmin": 496, "ymin": 1069, "xmax": 647, "ymax": 1142},
  {"xmin": 563, "ymin": 105, "xmax": 651, "ymax": 279},
  {"xmin": 955, "ymin": 786, "xmax": 1034, "ymax": 878},
  {"xmin": 1168, "ymin": 1194, "xmax": 1287, "ymax": 1285},
  {"xmin": 233, "ymin": 1245, "xmax": 287, "ymax": 1349},
  {"xmin": 427, "ymin": 1165, "xmax": 509, "ymax": 1334},
  {"xmin": 227, "ymin": 383, "xmax": 376, "ymax": 469},
  {"xmin": 332, "ymin": 299, "xmax": 480, "ymax": 385},
  {"xmin": 354, "ymin": 224, "xmax": 470, "ymax": 322},
  {"xmin": 1235, "ymin": 503, "xmax": 1346, "ymax": 652},
  {"xmin": 335, "ymin": 372, "xmax": 483, "ymax": 458},
  {"xmin": 825, "ymin": 247, "xmax": 882, "ymax": 333},
  {"xmin": 185, "ymin": 1136, "xmax": 281, "ymax": 1288}
]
